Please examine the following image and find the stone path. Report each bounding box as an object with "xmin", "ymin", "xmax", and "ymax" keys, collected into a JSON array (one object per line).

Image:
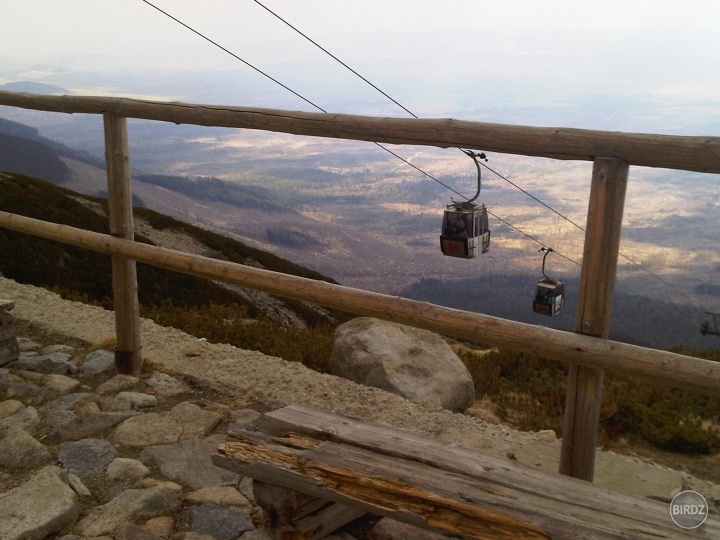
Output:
[{"xmin": 0, "ymin": 336, "xmax": 428, "ymax": 540}]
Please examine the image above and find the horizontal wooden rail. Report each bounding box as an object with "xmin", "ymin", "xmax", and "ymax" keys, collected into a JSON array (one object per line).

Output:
[
  {"xmin": 1, "ymin": 210, "xmax": 719, "ymax": 394},
  {"xmin": 1, "ymin": 90, "xmax": 719, "ymax": 173}
]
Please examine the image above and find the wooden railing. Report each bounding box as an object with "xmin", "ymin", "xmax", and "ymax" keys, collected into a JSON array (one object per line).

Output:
[{"xmin": 1, "ymin": 90, "xmax": 719, "ymax": 484}]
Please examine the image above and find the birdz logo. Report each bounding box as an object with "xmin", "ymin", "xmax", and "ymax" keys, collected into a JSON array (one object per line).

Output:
[{"xmin": 669, "ymin": 490, "xmax": 708, "ymax": 529}]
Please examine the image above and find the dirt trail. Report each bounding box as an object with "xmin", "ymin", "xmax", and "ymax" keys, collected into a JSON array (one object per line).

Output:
[{"xmin": 2, "ymin": 276, "xmax": 719, "ymax": 506}]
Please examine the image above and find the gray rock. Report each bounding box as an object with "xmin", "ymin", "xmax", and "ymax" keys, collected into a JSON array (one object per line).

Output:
[
  {"xmin": 0, "ymin": 398, "xmax": 24, "ymax": 419},
  {"xmin": 58, "ymin": 438, "xmax": 118, "ymax": 480},
  {"xmin": 0, "ymin": 425, "xmax": 52, "ymax": 469},
  {"xmin": 142, "ymin": 515, "xmax": 175, "ymax": 538},
  {"xmin": 96, "ymin": 374, "xmax": 140, "ymax": 396},
  {"xmin": 67, "ymin": 473, "xmax": 92, "ymax": 497},
  {"xmin": 146, "ymin": 372, "xmax": 192, "ymax": 397},
  {"xmin": 111, "ymin": 412, "xmax": 182, "ymax": 447},
  {"xmin": 42, "ymin": 392, "xmax": 96, "ymax": 411},
  {"xmin": 50, "ymin": 411, "xmax": 137, "ymax": 442},
  {"xmin": 177, "ymin": 533, "xmax": 217, "ymax": 540},
  {"xmin": 0, "ymin": 465, "xmax": 80, "ymax": 540},
  {"xmin": 188, "ymin": 504, "xmax": 254, "ymax": 540},
  {"xmin": 6, "ymin": 381, "xmax": 45, "ymax": 405},
  {"xmin": 115, "ymin": 522, "xmax": 164, "ymax": 540},
  {"xmin": 240, "ymin": 530, "xmax": 274, "ymax": 540},
  {"xmin": 82, "ymin": 349, "xmax": 116, "ymax": 376},
  {"xmin": 117, "ymin": 391, "xmax": 158, "ymax": 408},
  {"xmin": 14, "ymin": 369, "xmax": 45, "ymax": 383},
  {"xmin": 170, "ymin": 402, "xmax": 222, "ymax": 440},
  {"xmin": 97, "ymin": 394, "xmax": 134, "ymax": 411},
  {"xmin": 7, "ymin": 352, "xmax": 75, "ymax": 375},
  {"xmin": 17, "ymin": 338, "xmax": 41, "ymax": 352},
  {"xmin": 43, "ymin": 409, "xmax": 78, "ymax": 428},
  {"xmin": 76, "ymin": 486, "xmax": 180, "ymax": 537},
  {"xmin": 43, "ymin": 373, "xmax": 82, "ymax": 396},
  {"xmin": 0, "ymin": 338, "xmax": 19, "ymax": 366},
  {"xmin": 328, "ymin": 318, "xmax": 475, "ymax": 412},
  {"xmin": 39, "ymin": 344, "xmax": 76, "ymax": 356},
  {"xmin": 184, "ymin": 486, "xmax": 251, "ymax": 508},
  {"xmin": 0, "ymin": 406, "xmax": 41, "ymax": 432},
  {"xmin": 140, "ymin": 434, "xmax": 240, "ymax": 489},
  {"xmin": 230, "ymin": 408, "xmax": 261, "ymax": 426},
  {"xmin": 75, "ymin": 400, "xmax": 100, "ymax": 414},
  {"xmin": 106, "ymin": 458, "xmax": 151, "ymax": 481}
]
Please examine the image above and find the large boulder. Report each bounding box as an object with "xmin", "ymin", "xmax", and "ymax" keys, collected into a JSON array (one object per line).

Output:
[{"xmin": 328, "ymin": 318, "xmax": 474, "ymax": 412}]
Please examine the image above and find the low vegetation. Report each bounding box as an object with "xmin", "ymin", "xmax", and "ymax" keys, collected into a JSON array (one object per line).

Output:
[
  {"xmin": 458, "ymin": 346, "xmax": 720, "ymax": 455},
  {"xmin": 2, "ymin": 172, "xmax": 719, "ymax": 457}
]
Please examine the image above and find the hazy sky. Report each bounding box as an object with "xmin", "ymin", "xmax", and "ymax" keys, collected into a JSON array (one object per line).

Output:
[{"xmin": 3, "ymin": 1, "xmax": 720, "ymax": 125}]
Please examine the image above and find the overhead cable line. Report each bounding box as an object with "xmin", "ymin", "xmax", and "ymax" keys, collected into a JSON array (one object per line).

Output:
[
  {"xmin": 250, "ymin": 0, "xmax": 583, "ymax": 223},
  {"xmin": 140, "ymin": 0, "xmax": 326, "ymax": 113},
  {"xmin": 251, "ymin": 1, "xmax": 707, "ymax": 308},
  {"xmin": 252, "ymin": 0, "xmax": 419, "ymax": 119},
  {"xmin": 138, "ymin": 1, "xmax": 579, "ymax": 269}
]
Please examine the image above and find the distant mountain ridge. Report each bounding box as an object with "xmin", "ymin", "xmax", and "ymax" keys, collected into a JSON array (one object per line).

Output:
[
  {"xmin": 0, "ymin": 117, "xmax": 105, "ymax": 169},
  {"xmin": 0, "ymin": 81, "xmax": 69, "ymax": 94}
]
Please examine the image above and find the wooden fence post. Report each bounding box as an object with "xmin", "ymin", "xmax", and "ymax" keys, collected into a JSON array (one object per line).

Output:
[
  {"xmin": 559, "ymin": 157, "xmax": 629, "ymax": 481},
  {"xmin": 104, "ymin": 113, "xmax": 143, "ymax": 375}
]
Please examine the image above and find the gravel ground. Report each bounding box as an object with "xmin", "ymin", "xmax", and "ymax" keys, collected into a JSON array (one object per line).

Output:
[{"xmin": 3, "ymin": 275, "xmax": 719, "ymax": 505}]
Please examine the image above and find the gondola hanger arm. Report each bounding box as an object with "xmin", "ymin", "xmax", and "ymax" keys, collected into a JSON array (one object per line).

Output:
[{"xmin": 456, "ymin": 150, "xmax": 488, "ymax": 204}]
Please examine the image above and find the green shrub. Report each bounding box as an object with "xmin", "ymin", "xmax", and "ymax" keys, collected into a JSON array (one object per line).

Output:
[{"xmin": 459, "ymin": 344, "xmax": 720, "ymax": 454}]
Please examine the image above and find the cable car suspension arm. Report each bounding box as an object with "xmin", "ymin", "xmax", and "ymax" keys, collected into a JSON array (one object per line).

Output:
[
  {"xmin": 461, "ymin": 150, "xmax": 487, "ymax": 204},
  {"xmin": 540, "ymin": 247, "xmax": 555, "ymax": 281}
]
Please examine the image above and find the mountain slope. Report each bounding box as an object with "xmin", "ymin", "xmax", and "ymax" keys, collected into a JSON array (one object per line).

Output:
[
  {"xmin": 0, "ymin": 173, "xmax": 339, "ymax": 328},
  {"xmin": 0, "ymin": 117, "xmax": 105, "ymax": 168},
  {"xmin": 0, "ymin": 132, "xmax": 72, "ymax": 184}
]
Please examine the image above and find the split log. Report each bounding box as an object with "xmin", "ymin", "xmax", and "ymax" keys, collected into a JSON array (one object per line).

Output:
[
  {"xmin": 1, "ymin": 91, "xmax": 719, "ymax": 174},
  {"xmin": 253, "ymin": 481, "xmax": 366, "ymax": 540},
  {"xmin": 214, "ymin": 405, "xmax": 718, "ymax": 539}
]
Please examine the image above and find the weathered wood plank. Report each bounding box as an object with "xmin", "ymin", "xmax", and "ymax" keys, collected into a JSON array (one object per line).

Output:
[
  {"xmin": 250, "ymin": 405, "xmax": 676, "ymax": 520},
  {"xmin": 1, "ymin": 211, "xmax": 720, "ymax": 396},
  {"xmin": 290, "ymin": 503, "xmax": 366, "ymax": 540},
  {"xmin": 253, "ymin": 480, "xmax": 365, "ymax": 539},
  {"xmin": 560, "ymin": 158, "xmax": 630, "ymax": 481},
  {"xmin": 254, "ymin": 480, "xmax": 331, "ymax": 523},
  {"xmin": 217, "ymin": 424, "xmax": 710, "ymax": 539},
  {"xmin": 0, "ymin": 91, "xmax": 719, "ymax": 174},
  {"xmin": 215, "ymin": 432, "xmax": 553, "ymax": 540},
  {"xmin": 104, "ymin": 113, "xmax": 143, "ymax": 375}
]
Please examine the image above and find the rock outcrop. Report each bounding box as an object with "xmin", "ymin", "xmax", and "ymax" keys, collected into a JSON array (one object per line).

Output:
[{"xmin": 328, "ymin": 317, "xmax": 475, "ymax": 412}]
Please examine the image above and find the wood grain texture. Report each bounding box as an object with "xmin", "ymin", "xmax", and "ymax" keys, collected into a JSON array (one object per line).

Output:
[
  {"xmin": 0, "ymin": 91, "xmax": 718, "ymax": 173},
  {"xmin": 1, "ymin": 210, "xmax": 719, "ymax": 395},
  {"xmin": 214, "ymin": 405, "xmax": 720, "ymax": 539},
  {"xmin": 103, "ymin": 113, "xmax": 143, "ymax": 375},
  {"xmin": 560, "ymin": 158, "xmax": 630, "ymax": 481}
]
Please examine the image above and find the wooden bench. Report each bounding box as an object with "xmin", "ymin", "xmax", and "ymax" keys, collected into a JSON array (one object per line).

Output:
[
  {"xmin": 213, "ymin": 404, "xmax": 719, "ymax": 539},
  {"xmin": 0, "ymin": 299, "xmax": 19, "ymax": 366}
]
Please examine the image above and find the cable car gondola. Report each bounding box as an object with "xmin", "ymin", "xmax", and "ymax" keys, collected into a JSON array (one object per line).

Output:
[
  {"xmin": 533, "ymin": 247, "xmax": 565, "ymax": 316},
  {"xmin": 440, "ymin": 151, "xmax": 490, "ymax": 259}
]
